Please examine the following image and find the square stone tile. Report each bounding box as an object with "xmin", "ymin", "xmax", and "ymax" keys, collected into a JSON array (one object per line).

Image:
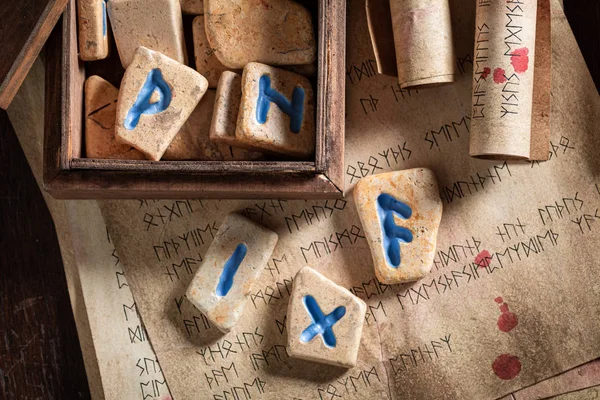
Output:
[
  {"xmin": 192, "ymin": 16, "xmax": 236, "ymax": 88},
  {"xmin": 186, "ymin": 213, "xmax": 278, "ymax": 333},
  {"xmin": 78, "ymin": 0, "xmax": 109, "ymax": 61},
  {"xmin": 204, "ymin": 0, "xmax": 316, "ymax": 69},
  {"xmin": 107, "ymin": 0, "xmax": 188, "ymax": 68},
  {"xmin": 287, "ymin": 267, "xmax": 366, "ymax": 368},
  {"xmin": 235, "ymin": 62, "xmax": 315, "ymax": 158},
  {"xmin": 115, "ymin": 47, "xmax": 208, "ymax": 161},
  {"xmin": 209, "ymin": 71, "xmax": 238, "ymax": 146},
  {"xmin": 353, "ymin": 168, "xmax": 443, "ymax": 284},
  {"xmin": 85, "ymin": 75, "xmax": 145, "ymax": 160},
  {"xmin": 208, "ymin": 72, "xmax": 263, "ymax": 160}
]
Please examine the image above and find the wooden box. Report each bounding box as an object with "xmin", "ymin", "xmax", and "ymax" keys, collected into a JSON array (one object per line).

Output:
[
  {"xmin": 0, "ymin": 0, "xmax": 68, "ymax": 109},
  {"xmin": 43, "ymin": 0, "xmax": 346, "ymax": 199}
]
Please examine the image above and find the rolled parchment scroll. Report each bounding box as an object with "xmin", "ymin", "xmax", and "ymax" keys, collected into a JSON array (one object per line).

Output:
[
  {"xmin": 470, "ymin": 0, "xmax": 541, "ymax": 160},
  {"xmin": 388, "ymin": 0, "xmax": 456, "ymax": 88}
]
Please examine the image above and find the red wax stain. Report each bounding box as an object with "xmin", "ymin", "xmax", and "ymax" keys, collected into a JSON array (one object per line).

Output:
[
  {"xmin": 481, "ymin": 67, "xmax": 491, "ymax": 79},
  {"xmin": 493, "ymin": 68, "xmax": 507, "ymax": 84},
  {"xmin": 493, "ymin": 354, "xmax": 522, "ymax": 380},
  {"xmin": 162, "ymin": 396, "xmax": 172, "ymax": 400},
  {"xmin": 475, "ymin": 250, "xmax": 492, "ymax": 268},
  {"xmin": 497, "ymin": 300, "xmax": 518, "ymax": 332},
  {"xmin": 510, "ymin": 47, "xmax": 530, "ymax": 73}
]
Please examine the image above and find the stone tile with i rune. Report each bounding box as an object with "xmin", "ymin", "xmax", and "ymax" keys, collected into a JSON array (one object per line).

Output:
[
  {"xmin": 353, "ymin": 168, "xmax": 443, "ymax": 284},
  {"xmin": 235, "ymin": 63, "xmax": 315, "ymax": 158},
  {"xmin": 204, "ymin": 0, "xmax": 316, "ymax": 69},
  {"xmin": 107, "ymin": 0, "xmax": 188, "ymax": 68},
  {"xmin": 77, "ymin": 0, "xmax": 109, "ymax": 61},
  {"xmin": 286, "ymin": 267, "xmax": 367, "ymax": 368},
  {"xmin": 186, "ymin": 213, "xmax": 278, "ymax": 333},
  {"xmin": 84, "ymin": 76, "xmax": 145, "ymax": 160},
  {"xmin": 115, "ymin": 47, "xmax": 208, "ymax": 161}
]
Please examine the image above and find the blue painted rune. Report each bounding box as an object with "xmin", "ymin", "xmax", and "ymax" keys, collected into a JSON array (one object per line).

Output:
[
  {"xmin": 256, "ymin": 74, "xmax": 305, "ymax": 133},
  {"xmin": 124, "ymin": 68, "xmax": 172, "ymax": 130},
  {"xmin": 376, "ymin": 193, "xmax": 414, "ymax": 268},
  {"xmin": 102, "ymin": 0, "xmax": 107, "ymax": 36},
  {"xmin": 300, "ymin": 295, "xmax": 346, "ymax": 348},
  {"xmin": 216, "ymin": 244, "xmax": 248, "ymax": 297}
]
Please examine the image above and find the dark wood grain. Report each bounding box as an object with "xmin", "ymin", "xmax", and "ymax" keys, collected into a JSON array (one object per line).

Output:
[
  {"xmin": 43, "ymin": 6, "xmax": 66, "ymax": 187},
  {"xmin": 315, "ymin": 0, "xmax": 346, "ymax": 191},
  {"xmin": 43, "ymin": 0, "xmax": 346, "ymax": 199},
  {"xmin": 0, "ymin": 0, "xmax": 68, "ymax": 109},
  {"xmin": 45, "ymin": 170, "xmax": 342, "ymax": 199},
  {"xmin": 70, "ymin": 158, "xmax": 317, "ymax": 172},
  {"xmin": 0, "ymin": 110, "xmax": 90, "ymax": 400}
]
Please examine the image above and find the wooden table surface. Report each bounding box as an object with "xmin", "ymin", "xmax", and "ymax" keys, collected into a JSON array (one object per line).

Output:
[{"xmin": 1, "ymin": 2, "xmax": 599, "ymax": 399}]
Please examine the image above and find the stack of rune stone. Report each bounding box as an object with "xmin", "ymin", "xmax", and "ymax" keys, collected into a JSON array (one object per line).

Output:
[{"xmin": 79, "ymin": 0, "xmax": 317, "ymax": 161}]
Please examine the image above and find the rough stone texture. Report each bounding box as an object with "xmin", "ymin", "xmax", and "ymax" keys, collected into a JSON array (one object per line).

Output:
[
  {"xmin": 163, "ymin": 90, "xmax": 263, "ymax": 160},
  {"xmin": 186, "ymin": 213, "xmax": 278, "ymax": 333},
  {"xmin": 192, "ymin": 16, "xmax": 236, "ymax": 88},
  {"xmin": 210, "ymin": 71, "xmax": 240, "ymax": 146},
  {"xmin": 84, "ymin": 76, "xmax": 145, "ymax": 160},
  {"xmin": 181, "ymin": 0, "xmax": 203, "ymax": 14},
  {"xmin": 286, "ymin": 267, "xmax": 366, "ymax": 368},
  {"xmin": 77, "ymin": 0, "xmax": 110, "ymax": 61},
  {"xmin": 353, "ymin": 168, "xmax": 443, "ymax": 284},
  {"xmin": 235, "ymin": 63, "xmax": 315, "ymax": 158},
  {"xmin": 204, "ymin": 0, "xmax": 316, "ymax": 69},
  {"xmin": 107, "ymin": 0, "xmax": 188, "ymax": 68},
  {"xmin": 115, "ymin": 47, "xmax": 208, "ymax": 161}
]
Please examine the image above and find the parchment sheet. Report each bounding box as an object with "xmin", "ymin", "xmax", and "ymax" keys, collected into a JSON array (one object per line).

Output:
[
  {"xmin": 6, "ymin": 0, "xmax": 600, "ymax": 398},
  {"xmin": 99, "ymin": 0, "xmax": 600, "ymax": 399},
  {"xmin": 366, "ymin": 0, "xmax": 456, "ymax": 88},
  {"xmin": 551, "ymin": 385, "xmax": 600, "ymax": 400},
  {"xmin": 469, "ymin": 0, "xmax": 550, "ymax": 160},
  {"xmin": 7, "ymin": 58, "xmax": 172, "ymax": 400},
  {"xmin": 505, "ymin": 359, "xmax": 600, "ymax": 400},
  {"xmin": 388, "ymin": 0, "xmax": 455, "ymax": 88}
]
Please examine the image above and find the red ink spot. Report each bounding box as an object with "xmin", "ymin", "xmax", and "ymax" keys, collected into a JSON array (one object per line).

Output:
[
  {"xmin": 481, "ymin": 67, "xmax": 491, "ymax": 79},
  {"xmin": 498, "ymin": 306, "xmax": 518, "ymax": 332},
  {"xmin": 493, "ymin": 68, "xmax": 507, "ymax": 84},
  {"xmin": 495, "ymin": 297, "xmax": 518, "ymax": 332},
  {"xmin": 161, "ymin": 396, "xmax": 172, "ymax": 400},
  {"xmin": 475, "ymin": 250, "xmax": 492, "ymax": 268},
  {"xmin": 493, "ymin": 354, "xmax": 521, "ymax": 380},
  {"xmin": 510, "ymin": 47, "xmax": 529, "ymax": 73}
]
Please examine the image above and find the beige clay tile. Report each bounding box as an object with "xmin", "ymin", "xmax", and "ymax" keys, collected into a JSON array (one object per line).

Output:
[
  {"xmin": 353, "ymin": 168, "xmax": 443, "ymax": 284},
  {"xmin": 115, "ymin": 47, "xmax": 208, "ymax": 161}
]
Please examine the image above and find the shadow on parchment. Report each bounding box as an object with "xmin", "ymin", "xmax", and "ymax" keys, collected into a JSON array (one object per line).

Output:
[
  {"xmin": 251, "ymin": 272, "xmax": 351, "ymax": 385},
  {"xmin": 264, "ymin": 351, "xmax": 349, "ymax": 385},
  {"xmin": 555, "ymin": 31, "xmax": 600, "ymax": 176},
  {"xmin": 163, "ymin": 271, "xmax": 349, "ymax": 384},
  {"xmin": 166, "ymin": 283, "xmax": 226, "ymax": 348}
]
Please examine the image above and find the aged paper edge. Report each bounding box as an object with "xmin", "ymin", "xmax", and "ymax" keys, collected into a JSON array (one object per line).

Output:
[{"xmin": 529, "ymin": 0, "xmax": 552, "ymax": 160}]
